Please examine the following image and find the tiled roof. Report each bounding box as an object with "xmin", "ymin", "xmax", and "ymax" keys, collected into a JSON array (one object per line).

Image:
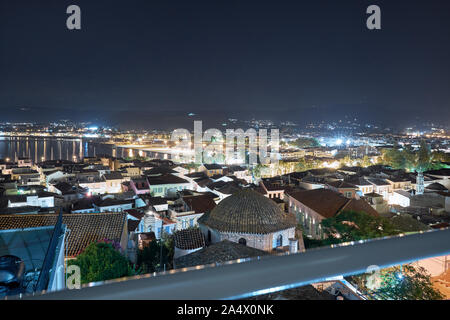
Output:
[
  {"xmin": 426, "ymin": 182, "xmax": 448, "ymax": 191},
  {"xmin": 141, "ymin": 196, "xmax": 168, "ymax": 206},
  {"xmin": 182, "ymin": 195, "xmax": 216, "ymax": 214},
  {"xmin": 288, "ymin": 189, "xmax": 379, "ymax": 218},
  {"xmin": 144, "ymin": 166, "xmax": 177, "ymax": 176},
  {"xmin": 425, "ymin": 169, "xmax": 450, "ymax": 176},
  {"xmin": 196, "ymin": 177, "xmax": 213, "ymax": 187},
  {"xmin": 173, "ymin": 228, "xmax": 205, "ymax": 250},
  {"xmin": 344, "ymin": 177, "xmax": 372, "ymax": 186},
  {"xmin": 72, "ymin": 197, "xmax": 97, "ymax": 211},
  {"xmin": 226, "ymin": 166, "xmax": 246, "ymax": 172},
  {"xmin": 95, "ymin": 198, "xmax": 134, "ymax": 207},
  {"xmin": 367, "ymin": 178, "xmax": 390, "ymax": 186},
  {"xmin": 209, "ymin": 181, "xmax": 242, "ymax": 195},
  {"xmin": 339, "ymin": 198, "xmax": 379, "ymax": 217},
  {"xmin": 198, "ymin": 189, "xmax": 296, "ymax": 234},
  {"xmin": 0, "ymin": 212, "xmax": 126, "ymax": 257},
  {"xmin": 386, "ymin": 176, "xmax": 411, "ymax": 183},
  {"xmin": 262, "ymin": 182, "xmax": 286, "ymax": 191},
  {"xmin": 186, "ymin": 172, "xmax": 208, "ymax": 179},
  {"xmin": 289, "ymin": 189, "xmax": 347, "ymax": 218},
  {"xmin": 147, "ymin": 174, "xmax": 189, "ymax": 185},
  {"xmin": 364, "ymin": 192, "xmax": 383, "ymax": 197},
  {"xmin": 103, "ymin": 172, "xmax": 124, "ymax": 180},
  {"xmin": 125, "ymin": 208, "xmax": 145, "ymax": 220},
  {"xmin": 326, "ymin": 180, "xmax": 357, "ymax": 189},
  {"xmin": 53, "ymin": 182, "xmax": 75, "ymax": 193},
  {"xmin": 174, "ymin": 240, "xmax": 268, "ymax": 269},
  {"xmin": 203, "ymin": 164, "xmax": 223, "ymax": 170},
  {"xmin": 127, "ymin": 219, "xmax": 140, "ymax": 232}
]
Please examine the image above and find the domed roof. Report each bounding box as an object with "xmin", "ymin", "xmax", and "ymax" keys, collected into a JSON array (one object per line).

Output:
[
  {"xmin": 198, "ymin": 189, "xmax": 296, "ymax": 234},
  {"xmin": 425, "ymin": 182, "xmax": 448, "ymax": 191}
]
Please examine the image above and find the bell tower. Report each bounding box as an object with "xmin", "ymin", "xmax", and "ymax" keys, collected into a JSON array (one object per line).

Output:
[{"xmin": 416, "ymin": 171, "xmax": 424, "ymax": 195}]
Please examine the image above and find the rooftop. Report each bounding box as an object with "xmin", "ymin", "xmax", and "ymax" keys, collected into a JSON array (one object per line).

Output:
[
  {"xmin": 199, "ymin": 189, "xmax": 296, "ymax": 234},
  {"xmin": 173, "ymin": 228, "xmax": 205, "ymax": 250},
  {"xmin": 174, "ymin": 240, "xmax": 268, "ymax": 269},
  {"xmin": 0, "ymin": 212, "xmax": 126, "ymax": 257},
  {"xmin": 288, "ymin": 189, "xmax": 379, "ymax": 218}
]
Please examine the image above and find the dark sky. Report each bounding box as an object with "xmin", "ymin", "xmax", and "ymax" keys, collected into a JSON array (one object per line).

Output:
[{"xmin": 1, "ymin": 0, "xmax": 450, "ymax": 129}]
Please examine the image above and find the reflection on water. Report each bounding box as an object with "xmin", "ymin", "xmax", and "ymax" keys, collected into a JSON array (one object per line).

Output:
[
  {"xmin": 0, "ymin": 136, "xmax": 113, "ymax": 163},
  {"xmin": 0, "ymin": 136, "xmax": 170, "ymax": 163}
]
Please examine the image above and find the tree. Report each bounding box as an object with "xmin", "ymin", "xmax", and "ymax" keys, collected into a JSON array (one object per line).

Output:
[
  {"xmin": 289, "ymin": 137, "xmax": 320, "ymax": 149},
  {"xmin": 320, "ymin": 211, "xmax": 398, "ymax": 243},
  {"xmin": 294, "ymin": 157, "xmax": 321, "ymax": 172},
  {"xmin": 416, "ymin": 140, "xmax": 432, "ymax": 172},
  {"xmin": 137, "ymin": 236, "xmax": 174, "ymax": 273},
  {"xmin": 360, "ymin": 155, "xmax": 372, "ymax": 168},
  {"xmin": 339, "ymin": 155, "xmax": 352, "ymax": 168},
  {"xmin": 432, "ymin": 151, "xmax": 450, "ymax": 164},
  {"xmin": 185, "ymin": 162, "xmax": 200, "ymax": 171},
  {"xmin": 380, "ymin": 141, "xmax": 433, "ymax": 172},
  {"xmin": 382, "ymin": 144, "xmax": 406, "ymax": 169},
  {"xmin": 351, "ymin": 265, "xmax": 443, "ymax": 300},
  {"xmin": 251, "ymin": 163, "xmax": 267, "ymax": 178},
  {"xmin": 67, "ymin": 241, "xmax": 135, "ymax": 284}
]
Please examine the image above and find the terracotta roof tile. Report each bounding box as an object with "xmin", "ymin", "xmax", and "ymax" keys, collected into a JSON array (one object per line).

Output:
[
  {"xmin": 0, "ymin": 212, "xmax": 126, "ymax": 257},
  {"xmin": 174, "ymin": 229, "xmax": 205, "ymax": 250},
  {"xmin": 198, "ymin": 189, "xmax": 296, "ymax": 234}
]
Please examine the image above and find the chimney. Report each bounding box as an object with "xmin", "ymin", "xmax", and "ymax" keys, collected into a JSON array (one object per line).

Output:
[{"xmin": 289, "ymin": 238, "xmax": 298, "ymax": 254}]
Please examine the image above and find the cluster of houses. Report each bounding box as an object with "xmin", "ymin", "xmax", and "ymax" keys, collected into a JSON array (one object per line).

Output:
[{"xmin": 1, "ymin": 155, "xmax": 449, "ymax": 298}]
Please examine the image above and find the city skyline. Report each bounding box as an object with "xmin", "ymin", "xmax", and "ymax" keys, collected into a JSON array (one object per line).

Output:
[
  {"xmin": 1, "ymin": 0, "xmax": 450, "ymax": 129},
  {"xmin": 0, "ymin": 1, "xmax": 449, "ymax": 303}
]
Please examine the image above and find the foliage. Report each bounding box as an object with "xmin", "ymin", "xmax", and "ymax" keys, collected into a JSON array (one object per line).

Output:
[
  {"xmin": 294, "ymin": 157, "xmax": 321, "ymax": 172},
  {"xmin": 350, "ymin": 265, "xmax": 444, "ymax": 300},
  {"xmin": 320, "ymin": 211, "xmax": 398, "ymax": 243},
  {"xmin": 389, "ymin": 214, "xmax": 431, "ymax": 233},
  {"xmin": 124, "ymin": 155, "xmax": 150, "ymax": 162},
  {"xmin": 380, "ymin": 140, "xmax": 433, "ymax": 172},
  {"xmin": 136, "ymin": 236, "xmax": 174, "ymax": 273},
  {"xmin": 302, "ymin": 234, "xmax": 340, "ymax": 249},
  {"xmin": 381, "ymin": 144, "xmax": 407, "ymax": 170},
  {"xmin": 251, "ymin": 163, "xmax": 267, "ymax": 178},
  {"xmin": 185, "ymin": 162, "xmax": 200, "ymax": 171},
  {"xmin": 339, "ymin": 155, "xmax": 352, "ymax": 167},
  {"xmin": 67, "ymin": 241, "xmax": 135, "ymax": 284},
  {"xmin": 416, "ymin": 140, "xmax": 432, "ymax": 172},
  {"xmin": 358, "ymin": 155, "xmax": 372, "ymax": 167},
  {"xmin": 289, "ymin": 137, "xmax": 321, "ymax": 149},
  {"xmin": 432, "ymin": 151, "xmax": 450, "ymax": 164}
]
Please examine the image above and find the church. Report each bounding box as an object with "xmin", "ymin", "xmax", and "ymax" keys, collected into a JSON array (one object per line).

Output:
[{"xmin": 198, "ymin": 189, "xmax": 298, "ymax": 252}]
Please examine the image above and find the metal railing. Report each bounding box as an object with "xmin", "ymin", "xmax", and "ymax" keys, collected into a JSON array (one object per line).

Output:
[
  {"xmin": 27, "ymin": 228, "xmax": 450, "ymax": 300},
  {"xmin": 34, "ymin": 210, "xmax": 64, "ymax": 292}
]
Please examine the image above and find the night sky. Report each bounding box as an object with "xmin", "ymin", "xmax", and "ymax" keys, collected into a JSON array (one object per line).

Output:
[{"xmin": 1, "ymin": 0, "xmax": 450, "ymax": 129}]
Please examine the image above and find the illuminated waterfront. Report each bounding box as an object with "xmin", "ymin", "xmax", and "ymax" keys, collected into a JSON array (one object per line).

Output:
[{"xmin": 0, "ymin": 136, "xmax": 170, "ymax": 162}]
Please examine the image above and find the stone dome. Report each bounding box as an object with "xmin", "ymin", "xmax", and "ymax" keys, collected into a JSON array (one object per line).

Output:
[{"xmin": 198, "ymin": 189, "xmax": 296, "ymax": 234}]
